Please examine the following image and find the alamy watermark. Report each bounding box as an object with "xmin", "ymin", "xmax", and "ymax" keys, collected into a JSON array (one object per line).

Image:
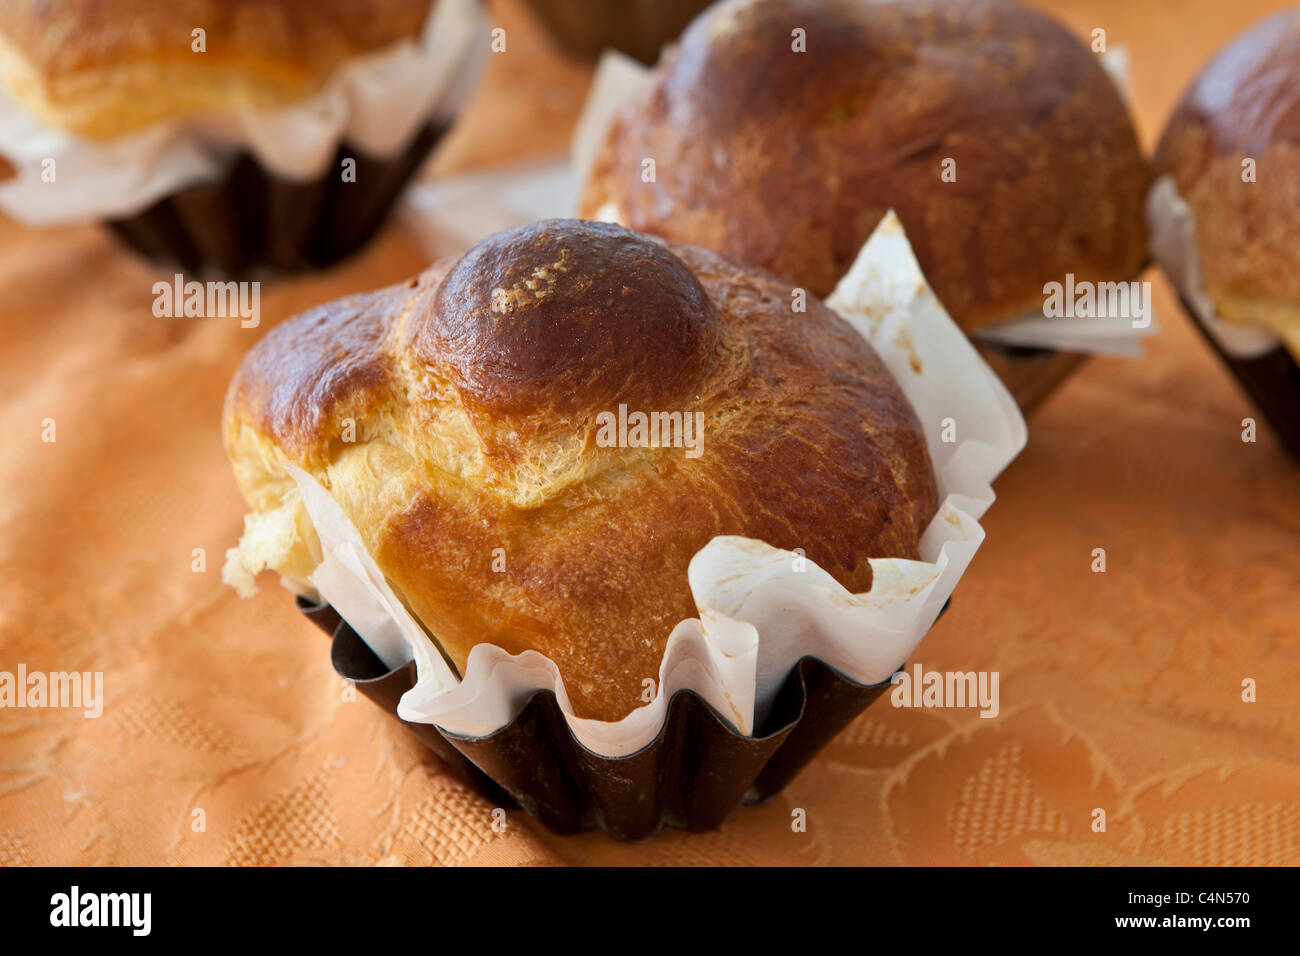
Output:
[
  {"xmin": 50, "ymin": 886, "xmax": 150, "ymax": 936},
  {"xmin": 594, "ymin": 404, "xmax": 705, "ymax": 458},
  {"xmin": 891, "ymin": 663, "xmax": 999, "ymax": 718},
  {"xmin": 1043, "ymin": 274, "xmax": 1151, "ymax": 329},
  {"xmin": 0, "ymin": 665, "xmax": 103, "ymax": 718},
  {"xmin": 152, "ymin": 273, "xmax": 260, "ymax": 328}
]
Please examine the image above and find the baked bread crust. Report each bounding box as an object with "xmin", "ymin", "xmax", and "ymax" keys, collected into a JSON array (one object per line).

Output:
[
  {"xmin": 579, "ymin": 0, "xmax": 1149, "ymax": 335},
  {"xmin": 1154, "ymin": 9, "xmax": 1300, "ymax": 351},
  {"xmin": 0, "ymin": 0, "xmax": 434, "ymax": 139},
  {"xmin": 223, "ymin": 219, "xmax": 938, "ymax": 721}
]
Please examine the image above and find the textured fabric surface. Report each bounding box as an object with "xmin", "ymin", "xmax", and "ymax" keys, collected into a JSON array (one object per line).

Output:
[{"xmin": 1, "ymin": 0, "xmax": 1297, "ymax": 866}]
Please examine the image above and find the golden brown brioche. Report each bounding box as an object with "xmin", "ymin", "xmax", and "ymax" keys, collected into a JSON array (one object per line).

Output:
[
  {"xmin": 0, "ymin": 0, "xmax": 435, "ymax": 139},
  {"xmin": 1154, "ymin": 9, "xmax": 1300, "ymax": 357},
  {"xmin": 579, "ymin": 0, "xmax": 1149, "ymax": 337},
  {"xmin": 223, "ymin": 219, "xmax": 938, "ymax": 722}
]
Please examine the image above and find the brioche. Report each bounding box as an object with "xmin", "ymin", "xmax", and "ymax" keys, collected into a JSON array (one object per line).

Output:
[
  {"xmin": 1154, "ymin": 9, "xmax": 1300, "ymax": 359},
  {"xmin": 222, "ymin": 219, "xmax": 938, "ymax": 721},
  {"xmin": 0, "ymin": 0, "xmax": 434, "ymax": 139},
  {"xmin": 579, "ymin": 0, "xmax": 1148, "ymax": 344}
]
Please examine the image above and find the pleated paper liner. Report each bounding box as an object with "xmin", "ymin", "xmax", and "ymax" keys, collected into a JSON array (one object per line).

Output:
[
  {"xmin": 971, "ymin": 252, "xmax": 1160, "ymax": 415},
  {"xmin": 107, "ymin": 122, "xmax": 447, "ymax": 279},
  {"xmin": 296, "ymin": 597, "xmax": 925, "ymax": 842},
  {"xmin": 1173, "ymin": 294, "xmax": 1300, "ymax": 462}
]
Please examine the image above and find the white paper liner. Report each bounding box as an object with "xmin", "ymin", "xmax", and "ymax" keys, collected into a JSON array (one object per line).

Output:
[
  {"xmin": 281, "ymin": 211, "xmax": 1027, "ymax": 758},
  {"xmin": 1146, "ymin": 174, "xmax": 1282, "ymax": 360},
  {"xmin": 0, "ymin": 0, "xmax": 486, "ymax": 225},
  {"xmin": 565, "ymin": 49, "xmax": 1155, "ymax": 359},
  {"xmin": 1099, "ymin": 46, "xmax": 1133, "ymax": 102},
  {"xmin": 973, "ymin": 315, "xmax": 1153, "ymax": 358}
]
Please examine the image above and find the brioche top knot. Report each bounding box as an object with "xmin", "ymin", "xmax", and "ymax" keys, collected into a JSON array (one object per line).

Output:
[{"xmin": 418, "ymin": 219, "xmax": 725, "ymax": 422}]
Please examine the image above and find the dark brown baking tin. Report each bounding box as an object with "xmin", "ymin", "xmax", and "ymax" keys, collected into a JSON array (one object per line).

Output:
[
  {"xmin": 518, "ymin": 0, "xmax": 714, "ymax": 65},
  {"xmin": 1178, "ymin": 294, "xmax": 1300, "ymax": 462},
  {"xmin": 107, "ymin": 122, "xmax": 446, "ymax": 279},
  {"xmin": 297, "ymin": 597, "xmax": 909, "ymax": 842}
]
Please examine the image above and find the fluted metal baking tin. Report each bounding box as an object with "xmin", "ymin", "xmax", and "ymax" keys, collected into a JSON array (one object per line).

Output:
[
  {"xmin": 1178, "ymin": 294, "xmax": 1300, "ymax": 461},
  {"xmin": 108, "ymin": 123, "xmax": 446, "ymax": 278},
  {"xmin": 298, "ymin": 599, "xmax": 899, "ymax": 842}
]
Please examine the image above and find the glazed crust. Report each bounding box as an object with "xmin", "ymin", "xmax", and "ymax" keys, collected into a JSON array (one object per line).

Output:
[
  {"xmin": 1154, "ymin": 9, "xmax": 1300, "ymax": 346},
  {"xmin": 223, "ymin": 220, "xmax": 938, "ymax": 722},
  {"xmin": 579, "ymin": 0, "xmax": 1149, "ymax": 334},
  {"xmin": 0, "ymin": 0, "xmax": 434, "ymax": 139}
]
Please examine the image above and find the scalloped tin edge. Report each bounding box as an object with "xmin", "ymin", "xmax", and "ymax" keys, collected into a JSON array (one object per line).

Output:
[
  {"xmin": 108, "ymin": 122, "xmax": 447, "ymax": 278},
  {"xmin": 297, "ymin": 598, "xmax": 898, "ymax": 842}
]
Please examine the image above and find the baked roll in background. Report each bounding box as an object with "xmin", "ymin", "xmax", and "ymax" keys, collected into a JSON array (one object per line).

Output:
[
  {"xmin": 1154, "ymin": 10, "xmax": 1300, "ymax": 354},
  {"xmin": 222, "ymin": 219, "xmax": 939, "ymax": 722},
  {"xmin": 580, "ymin": 0, "xmax": 1150, "ymax": 411},
  {"xmin": 0, "ymin": 0, "xmax": 433, "ymax": 138},
  {"xmin": 0, "ymin": 0, "xmax": 483, "ymax": 275},
  {"xmin": 1152, "ymin": 9, "xmax": 1300, "ymax": 459}
]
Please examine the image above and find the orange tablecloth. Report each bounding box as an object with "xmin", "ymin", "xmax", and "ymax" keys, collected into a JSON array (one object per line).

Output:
[{"xmin": 1, "ymin": 0, "xmax": 1298, "ymax": 867}]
